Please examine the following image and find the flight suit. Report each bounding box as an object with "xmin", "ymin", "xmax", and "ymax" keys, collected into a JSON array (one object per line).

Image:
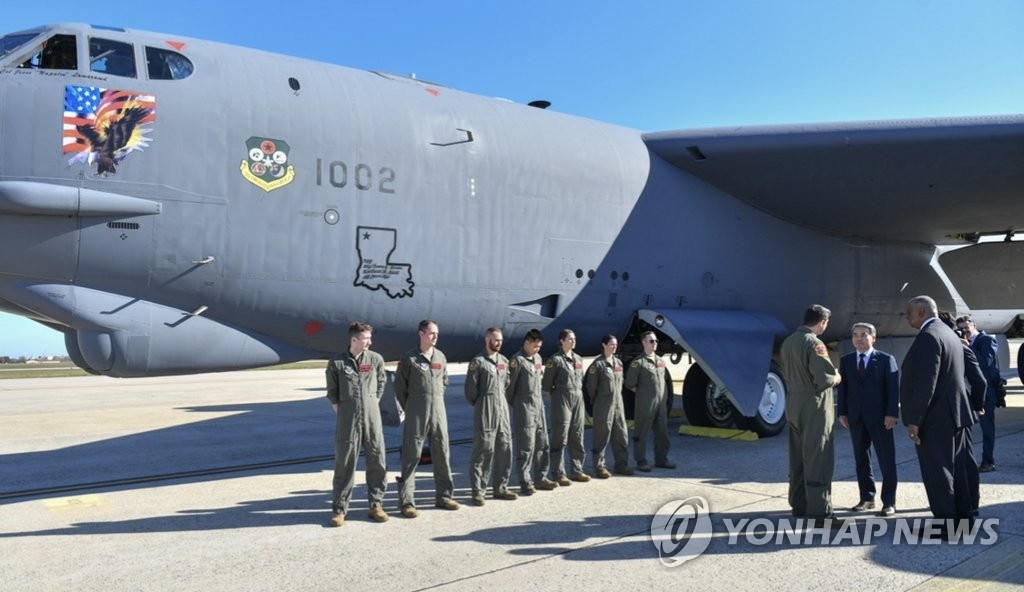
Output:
[
  {"xmin": 624, "ymin": 354, "xmax": 671, "ymax": 466},
  {"xmin": 507, "ymin": 350, "xmax": 550, "ymax": 489},
  {"xmin": 465, "ymin": 351, "xmax": 513, "ymax": 496},
  {"xmin": 395, "ymin": 347, "xmax": 454, "ymax": 508},
  {"xmin": 780, "ymin": 326, "xmax": 840, "ymax": 518},
  {"xmin": 542, "ymin": 351, "xmax": 587, "ymax": 477},
  {"xmin": 326, "ymin": 349, "xmax": 387, "ymax": 515},
  {"xmin": 586, "ymin": 355, "xmax": 630, "ymax": 472}
]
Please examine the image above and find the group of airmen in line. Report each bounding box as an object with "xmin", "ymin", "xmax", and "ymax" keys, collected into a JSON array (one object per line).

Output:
[{"xmin": 325, "ymin": 320, "xmax": 675, "ymax": 527}]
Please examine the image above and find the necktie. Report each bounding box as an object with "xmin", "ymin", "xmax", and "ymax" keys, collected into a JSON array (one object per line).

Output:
[{"xmin": 858, "ymin": 354, "xmax": 865, "ymax": 378}]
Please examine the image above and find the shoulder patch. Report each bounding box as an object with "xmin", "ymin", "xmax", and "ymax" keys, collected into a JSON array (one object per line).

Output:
[
  {"xmin": 588, "ymin": 365, "xmax": 596, "ymax": 374},
  {"xmin": 814, "ymin": 343, "xmax": 828, "ymax": 357},
  {"xmin": 510, "ymin": 359, "xmax": 518, "ymax": 369},
  {"xmin": 631, "ymin": 359, "xmax": 641, "ymax": 367},
  {"xmin": 468, "ymin": 360, "xmax": 477, "ymax": 372},
  {"xmin": 545, "ymin": 360, "xmax": 555, "ymax": 368}
]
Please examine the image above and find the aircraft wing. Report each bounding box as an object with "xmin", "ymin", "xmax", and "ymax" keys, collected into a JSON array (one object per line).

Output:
[{"xmin": 643, "ymin": 115, "xmax": 1024, "ymax": 244}]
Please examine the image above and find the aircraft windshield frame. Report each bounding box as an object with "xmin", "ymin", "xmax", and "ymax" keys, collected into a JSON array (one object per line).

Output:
[
  {"xmin": 145, "ymin": 45, "xmax": 194, "ymax": 80},
  {"xmin": 0, "ymin": 31, "xmax": 42, "ymax": 62}
]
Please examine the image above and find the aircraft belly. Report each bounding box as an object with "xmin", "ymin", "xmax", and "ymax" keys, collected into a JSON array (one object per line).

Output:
[
  {"xmin": 939, "ymin": 242, "xmax": 1024, "ymax": 311},
  {"xmin": 582, "ymin": 157, "xmax": 961, "ymax": 344},
  {"xmin": 836, "ymin": 241, "xmax": 955, "ymax": 339}
]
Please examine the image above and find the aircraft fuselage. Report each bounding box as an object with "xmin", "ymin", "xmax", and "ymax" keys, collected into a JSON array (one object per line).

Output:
[{"xmin": 0, "ymin": 24, "xmax": 979, "ymax": 377}]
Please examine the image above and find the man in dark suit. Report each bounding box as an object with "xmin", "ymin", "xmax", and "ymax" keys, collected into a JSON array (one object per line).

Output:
[
  {"xmin": 961, "ymin": 344, "xmax": 987, "ymax": 514},
  {"xmin": 900, "ymin": 296, "xmax": 973, "ymax": 526},
  {"xmin": 939, "ymin": 312, "xmax": 987, "ymax": 515},
  {"xmin": 837, "ymin": 322, "xmax": 899, "ymax": 517},
  {"xmin": 956, "ymin": 315, "xmax": 999, "ymax": 472}
]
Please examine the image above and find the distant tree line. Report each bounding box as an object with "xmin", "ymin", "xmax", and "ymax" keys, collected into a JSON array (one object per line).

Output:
[{"xmin": 0, "ymin": 355, "xmax": 71, "ymax": 364}]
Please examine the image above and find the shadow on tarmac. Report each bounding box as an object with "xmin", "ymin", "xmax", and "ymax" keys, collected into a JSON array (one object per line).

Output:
[
  {"xmin": 3, "ymin": 420, "xmax": 1023, "ymax": 585},
  {"xmin": 3, "ymin": 385, "xmax": 1023, "ymax": 589},
  {"xmin": 3, "ymin": 397, "xmax": 1023, "ymax": 497},
  {"xmin": 7, "ymin": 485, "xmax": 1022, "ymax": 589}
]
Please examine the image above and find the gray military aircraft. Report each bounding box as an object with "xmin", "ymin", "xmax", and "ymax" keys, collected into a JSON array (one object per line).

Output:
[{"xmin": 2, "ymin": 23, "xmax": 1023, "ymax": 436}]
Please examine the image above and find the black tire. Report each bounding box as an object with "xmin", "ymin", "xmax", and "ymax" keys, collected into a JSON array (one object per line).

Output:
[
  {"xmin": 738, "ymin": 361, "xmax": 787, "ymax": 437},
  {"xmin": 682, "ymin": 364, "xmax": 736, "ymax": 428}
]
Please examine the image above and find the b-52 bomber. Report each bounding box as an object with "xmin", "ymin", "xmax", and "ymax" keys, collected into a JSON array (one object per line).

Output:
[{"xmin": 2, "ymin": 23, "xmax": 1023, "ymax": 436}]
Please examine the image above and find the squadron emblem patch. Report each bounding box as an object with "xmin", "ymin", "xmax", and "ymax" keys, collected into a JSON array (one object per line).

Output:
[{"xmin": 240, "ymin": 137, "xmax": 295, "ymax": 191}]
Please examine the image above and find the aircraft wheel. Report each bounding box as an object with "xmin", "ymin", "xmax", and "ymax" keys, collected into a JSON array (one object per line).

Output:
[
  {"xmin": 682, "ymin": 364, "xmax": 736, "ymax": 428},
  {"xmin": 740, "ymin": 362, "xmax": 787, "ymax": 437}
]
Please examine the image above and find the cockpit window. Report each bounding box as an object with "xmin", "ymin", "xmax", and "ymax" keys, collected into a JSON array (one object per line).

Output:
[
  {"xmin": 145, "ymin": 46, "xmax": 193, "ymax": 80},
  {"xmin": 89, "ymin": 37, "xmax": 135, "ymax": 78},
  {"xmin": 18, "ymin": 34, "xmax": 78, "ymax": 70},
  {"xmin": 0, "ymin": 32, "xmax": 39, "ymax": 61}
]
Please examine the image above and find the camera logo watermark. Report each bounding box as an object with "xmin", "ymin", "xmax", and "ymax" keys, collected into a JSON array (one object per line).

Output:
[
  {"xmin": 650, "ymin": 496, "xmax": 713, "ymax": 567},
  {"xmin": 651, "ymin": 496, "xmax": 999, "ymax": 567},
  {"xmin": 722, "ymin": 517, "xmax": 999, "ymax": 546}
]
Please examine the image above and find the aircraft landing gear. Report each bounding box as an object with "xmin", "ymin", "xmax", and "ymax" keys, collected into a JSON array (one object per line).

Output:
[
  {"xmin": 682, "ymin": 364, "xmax": 736, "ymax": 429},
  {"xmin": 738, "ymin": 362, "xmax": 787, "ymax": 437},
  {"xmin": 681, "ymin": 362, "xmax": 787, "ymax": 437}
]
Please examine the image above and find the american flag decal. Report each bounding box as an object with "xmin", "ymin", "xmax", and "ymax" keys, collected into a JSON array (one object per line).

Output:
[{"xmin": 63, "ymin": 85, "xmax": 156, "ymax": 173}]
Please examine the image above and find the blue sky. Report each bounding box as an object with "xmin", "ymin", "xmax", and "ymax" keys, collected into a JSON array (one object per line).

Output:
[{"xmin": 2, "ymin": 0, "xmax": 1023, "ymax": 356}]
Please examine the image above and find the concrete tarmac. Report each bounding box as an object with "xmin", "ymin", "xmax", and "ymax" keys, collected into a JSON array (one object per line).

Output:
[{"xmin": 1, "ymin": 368, "xmax": 1023, "ymax": 591}]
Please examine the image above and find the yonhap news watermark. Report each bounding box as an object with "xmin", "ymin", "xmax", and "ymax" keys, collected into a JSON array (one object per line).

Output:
[{"xmin": 650, "ymin": 496, "xmax": 999, "ymax": 567}]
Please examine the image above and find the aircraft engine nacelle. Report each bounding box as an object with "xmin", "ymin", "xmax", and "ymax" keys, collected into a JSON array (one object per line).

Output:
[{"xmin": 5, "ymin": 284, "xmax": 319, "ymax": 377}]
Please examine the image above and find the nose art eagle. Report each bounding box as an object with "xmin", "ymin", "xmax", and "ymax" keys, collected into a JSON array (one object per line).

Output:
[{"xmin": 76, "ymin": 105, "xmax": 150, "ymax": 175}]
